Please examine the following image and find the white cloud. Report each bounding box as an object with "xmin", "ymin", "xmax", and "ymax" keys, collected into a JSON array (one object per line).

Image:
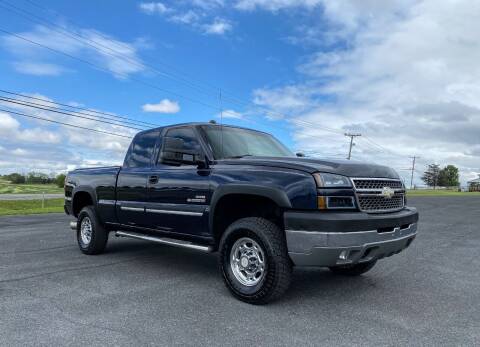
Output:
[
  {"xmin": 0, "ymin": 112, "xmax": 19, "ymax": 131},
  {"xmin": 203, "ymin": 18, "xmax": 232, "ymax": 35},
  {"xmin": 0, "ymin": 92, "xmax": 139, "ymax": 175},
  {"xmin": 169, "ymin": 10, "xmax": 202, "ymax": 25},
  {"xmin": 11, "ymin": 148, "xmax": 29, "ymax": 156},
  {"xmin": 12, "ymin": 62, "xmax": 66, "ymax": 76},
  {"xmin": 139, "ymin": 2, "xmax": 169, "ymax": 15},
  {"xmin": 235, "ymin": 0, "xmax": 322, "ymax": 11},
  {"xmin": 17, "ymin": 128, "xmax": 62, "ymax": 144},
  {"xmin": 1, "ymin": 25, "xmax": 145, "ymax": 79},
  {"xmin": 0, "ymin": 112, "xmax": 61, "ymax": 144},
  {"xmin": 192, "ymin": 0, "xmax": 225, "ymax": 9},
  {"xmin": 142, "ymin": 99, "xmax": 180, "ymax": 113},
  {"xmin": 138, "ymin": 2, "xmax": 233, "ymax": 35},
  {"xmin": 218, "ymin": 109, "xmax": 244, "ymax": 119},
  {"xmin": 253, "ymin": 85, "xmax": 316, "ymax": 117},
  {"xmin": 250, "ymin": 0, "xmax": 480, "ymax": 185}
]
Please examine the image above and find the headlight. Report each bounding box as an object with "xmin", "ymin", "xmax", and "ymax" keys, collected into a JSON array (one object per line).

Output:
[{"xmin": 313, "ymin": 173, "xmax": 352, "ymax": 188}]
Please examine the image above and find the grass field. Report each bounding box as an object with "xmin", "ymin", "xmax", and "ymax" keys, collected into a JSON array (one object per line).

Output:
[
  {"xmin": 407, "ymin": 189, "xmax": 480, "ymax": 196},
  {"xmin": 0, "ymin": 198, "xmax": 64, "ymax": 216},
  {"xmin": 0, "ymin": 179, "xmax": 63, "ymax": 194}
]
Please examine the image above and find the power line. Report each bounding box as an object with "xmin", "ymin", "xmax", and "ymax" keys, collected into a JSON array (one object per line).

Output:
[
  {"xmin": 0, "ymin": 29, "xmax": 353, "ymax": 147},
  {"xmin": 2, "ymin": 0, "xmax": 349, "ymax": 136},
  {"xmin": 0, "ymin": 107, "xmax": 132, "ymax": 138},
  {"xmin": 0, "ymin": 89, "xmax": 160, "ymax": 128},
  {"xmin": 0, "ymin": 88, "xmax": 347, "ymax": 151},
  {"xmin": 0, "ymin": 28, "xmax": 232, "ymax": 115},
  {"xmin": 0, "ymin": 96, "xmax": 146, "ymax": 131},
  {"xmin": 0, "ymin": 6, "xmax": 414, "ymax": 159},
  {"xmin": 0, "ymin": 0, "xmax": 224, "ymax": 100},
  {"xmin": 18, "ymin": 0, "xmax": 277, "ymax": 109},
  {"xmin": 362, "ymin": 136, "xmax": 408, "ymax": 159}
]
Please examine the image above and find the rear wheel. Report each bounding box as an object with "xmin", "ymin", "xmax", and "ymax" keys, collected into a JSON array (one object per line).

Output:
[
  {"xmin": 77, "ymin": 206, "xmax": 108, "ymax": 255},
  {"xmin": 219, "ymin": 217, "xmax": 292, "ymax": 305},
  {"xmin": 329, "ymin": 260, "xmax": 377, "ymax": 276}
]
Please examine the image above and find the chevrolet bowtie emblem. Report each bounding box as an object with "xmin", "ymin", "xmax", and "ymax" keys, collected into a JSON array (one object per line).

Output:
[{"xmin": 380, "ymin": 187, "xmax": 395, "ymax": 199}]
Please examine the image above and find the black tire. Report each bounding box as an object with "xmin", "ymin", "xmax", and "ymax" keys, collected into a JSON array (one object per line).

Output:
[
  {"xmin": 77, "ymin": 206, "xmax": 108, "ymax": 255},
  {"xmin": 329, "ymin": 260, "xmax": 377, "ymax": 276},
  {"xmin": 219, "ymin": 217, "xmax": 292, "ymax": 305}
]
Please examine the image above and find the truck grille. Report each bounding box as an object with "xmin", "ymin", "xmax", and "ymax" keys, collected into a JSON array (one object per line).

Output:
[
  {"xmin": 353, "ymin": 179, "xmax": 404, "ymax": 190},
  {"xmin": 352, "ymin": 178, "xmax": 405, "ymax": 213},
  {"xmin": 357, "ymin": 194, "xmax": 404, "ymax": 212}
]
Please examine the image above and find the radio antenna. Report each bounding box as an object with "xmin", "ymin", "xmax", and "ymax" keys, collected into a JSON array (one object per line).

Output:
[{"xmin": 219, "ymin": 89, "xmax": 224, "ymax": 159}]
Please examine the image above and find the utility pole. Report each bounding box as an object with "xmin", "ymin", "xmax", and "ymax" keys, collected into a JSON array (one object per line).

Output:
[
  {"xmin": 409, "ymin": 156, "xmax": 419, "ymax": 189},
  {"xmin": 345, "ymin": 133, "xmax": 361, "ymax": 160}
]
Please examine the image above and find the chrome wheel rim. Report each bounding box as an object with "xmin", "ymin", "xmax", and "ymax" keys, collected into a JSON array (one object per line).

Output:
[
  {"xmin": 80, "ymin": 217, "xmax": 93, "ymax": 245},
  {"xmin": 230, "ymin": 237, "xmax": 266, "ymax": 287}
]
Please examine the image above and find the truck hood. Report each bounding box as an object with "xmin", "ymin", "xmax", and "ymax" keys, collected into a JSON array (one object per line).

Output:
[{"xmin": 221, "ymin": 156, "xmax": 400, "ymax": 179}]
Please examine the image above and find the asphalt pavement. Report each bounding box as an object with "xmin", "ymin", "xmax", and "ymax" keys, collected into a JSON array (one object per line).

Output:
[{"xmin": 0, "ymin": 196, "xmax": 479, "ymax": 346}]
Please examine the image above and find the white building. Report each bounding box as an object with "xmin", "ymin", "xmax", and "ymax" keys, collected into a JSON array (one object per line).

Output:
[{"xmin": 467, "ymin": 175, "xmax": 480, "ymax": 192}]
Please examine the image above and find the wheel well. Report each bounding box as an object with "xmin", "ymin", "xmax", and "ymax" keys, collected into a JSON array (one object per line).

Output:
[
  {"xmin": 212, "ymin": 194, "xmax": 284, "ymax": 246},
  {"xmin": 72, "ymin": 191, "xmax": 94, "ymax": 217}
]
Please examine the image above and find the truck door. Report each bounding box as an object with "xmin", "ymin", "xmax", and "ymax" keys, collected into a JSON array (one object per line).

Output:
[
  {"xmin": 116, "ymin": 130, "xmax": 160, "ymax": 228},
  {"xmin": 145, "ymin": 126, "xmax": 211, "ymax": 237}
]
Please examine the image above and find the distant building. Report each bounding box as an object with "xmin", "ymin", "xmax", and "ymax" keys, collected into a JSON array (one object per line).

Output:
[{"xmin": 467, "ymin": 175, "xmax": 480, "ymax": 192}]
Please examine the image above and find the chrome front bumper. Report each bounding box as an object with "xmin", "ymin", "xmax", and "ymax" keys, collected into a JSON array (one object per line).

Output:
[{"xmin": 286, "ymin": 223, "xmax": 417, "ymax": 267}]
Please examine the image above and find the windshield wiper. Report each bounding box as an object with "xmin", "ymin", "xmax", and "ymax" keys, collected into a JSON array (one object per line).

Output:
[{"xmin": 224, "ymin": 154, "xmax": 253, "ymax": 159}]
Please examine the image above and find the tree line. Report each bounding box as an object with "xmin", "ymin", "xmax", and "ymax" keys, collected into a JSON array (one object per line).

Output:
[
  {"xmin": 1, "ymin": 172, "xmax": 66, "ymax": 188},
  {"xmin": 421, "ymin": 164, "xmax": 459, "ymax": 188}
]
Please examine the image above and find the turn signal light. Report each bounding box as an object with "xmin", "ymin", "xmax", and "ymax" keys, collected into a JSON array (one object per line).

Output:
[{"xmin": 317, "ymin": 196, "xmax": 327, "ymax": 210}]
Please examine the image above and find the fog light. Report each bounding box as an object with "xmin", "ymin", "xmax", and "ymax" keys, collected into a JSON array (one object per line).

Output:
[
  {"xmin": 339, "ymin": 250, "xmax": 348, "ymax": 260},
  {"xmin": 327, "ymin": 196, "xmax": 355, "ymax": 209}
]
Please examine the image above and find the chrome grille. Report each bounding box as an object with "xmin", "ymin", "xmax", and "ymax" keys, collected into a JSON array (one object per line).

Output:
[
  {"xmin": 357, "ymin": 194, "xmax": 404, "ymax": 212},
  {"xmin": 352, "ymin": 178, "xmax": 405, "ymax": 213},
  {"xmin": 353, "ymin": 179, "xmax": 404, "ymax": 190}
]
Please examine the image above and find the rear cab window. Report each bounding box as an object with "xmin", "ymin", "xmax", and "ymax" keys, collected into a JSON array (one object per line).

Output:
[{"xmin": 124, "ymin": 130, "xmax": 160, "ymax": 168}]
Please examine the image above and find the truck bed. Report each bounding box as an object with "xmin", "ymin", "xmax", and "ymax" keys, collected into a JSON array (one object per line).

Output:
[{"xmin": 65, "ymin": 166, "xmax": 121, "ymax": 220}]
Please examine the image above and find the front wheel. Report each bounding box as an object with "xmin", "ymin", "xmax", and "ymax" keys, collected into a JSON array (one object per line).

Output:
[
  {"xmin": 329, "ymin": 260, "xmax": 377, "ymax": 276},
  {"xmin": 219, "ymin": 217, "xmax": 292, "ymax": 305}
]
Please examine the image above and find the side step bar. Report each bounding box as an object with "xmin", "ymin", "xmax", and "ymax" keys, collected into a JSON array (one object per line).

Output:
[
  {"xmin": 115, "ymin": 231, "xmax": 213, "ymax": 253},
  {"xmin": 70, "ymin": 221, "xmax": 77, "ymax": 230}
]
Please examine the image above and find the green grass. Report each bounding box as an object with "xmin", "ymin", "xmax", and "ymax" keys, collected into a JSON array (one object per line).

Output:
[
  {"xmin": 407, "ymin": 189, "xmax": 480, "ymax": 196},
  {"xmin": 0, "ymin": 198, "xmax": 64, "ymax": 216},
  {"xmin": 0, "ymin": 179, "xmax": 63, "ymax": 194}
]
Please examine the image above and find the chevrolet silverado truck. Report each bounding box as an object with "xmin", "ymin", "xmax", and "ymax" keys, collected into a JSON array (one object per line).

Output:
[{"xmin": 64, "ymin": 122, "xmax": 419, "ymax": 304}]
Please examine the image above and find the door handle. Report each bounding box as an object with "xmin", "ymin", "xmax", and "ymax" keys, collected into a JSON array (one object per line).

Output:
[{"xmin": 148, "ymin": 175, "xmax": 159, "ymax": 184}]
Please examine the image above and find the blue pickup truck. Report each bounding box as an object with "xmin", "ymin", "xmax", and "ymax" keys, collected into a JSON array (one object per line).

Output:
[{"xmin": 64, "ymin": 122, "xmax": 419, "ymax": 304}]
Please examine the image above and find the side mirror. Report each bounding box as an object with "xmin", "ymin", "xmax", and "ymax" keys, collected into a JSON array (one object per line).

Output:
[{"xmin": 160, "ymin": 137, "xmax": 205, "ymax": 166}]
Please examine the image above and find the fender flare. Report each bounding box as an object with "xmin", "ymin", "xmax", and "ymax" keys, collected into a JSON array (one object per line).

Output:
[
  {"xmin": 208, "ymin": 184, "xmax": 292, "ymax": 233},
  {"xmin": 71, "ymin": 186, "xmax": 97, "ymax": 216}
]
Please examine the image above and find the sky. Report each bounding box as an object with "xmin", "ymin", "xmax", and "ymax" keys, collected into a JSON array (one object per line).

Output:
[{"xmin": 0, "ymin": 0, "xmax": 479, "ymax": 186}]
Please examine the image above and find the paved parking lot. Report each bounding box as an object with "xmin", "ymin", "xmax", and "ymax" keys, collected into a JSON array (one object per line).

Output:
[{"xmin": 1, "ymin": 197, "xmax": 479, "ymax": 346}]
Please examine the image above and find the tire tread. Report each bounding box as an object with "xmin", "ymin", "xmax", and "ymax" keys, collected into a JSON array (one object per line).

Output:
[
  {"xmin": 77, "ymin": 206, "xmax": 108, "ymax": 255},
  {"xmin": 220, "ymin": 217, "xmax": 292, "ymax": 304}
]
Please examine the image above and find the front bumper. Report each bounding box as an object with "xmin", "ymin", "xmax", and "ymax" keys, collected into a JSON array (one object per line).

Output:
[{"xmin": 285, "ymin": 207, "xmax": 419, "ymax": 267}]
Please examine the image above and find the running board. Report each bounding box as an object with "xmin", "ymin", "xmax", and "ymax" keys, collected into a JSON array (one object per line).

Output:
[{"xmin": 114, "ymin": 231, "xmax": 213, "ymax": 253}]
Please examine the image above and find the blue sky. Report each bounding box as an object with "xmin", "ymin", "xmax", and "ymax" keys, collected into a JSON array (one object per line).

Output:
[{"xmin": 0, "ymin": 0, "xmax": 479, "ymax": 185}]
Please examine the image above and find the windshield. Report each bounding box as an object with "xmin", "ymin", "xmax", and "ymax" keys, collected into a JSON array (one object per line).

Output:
[{"xmin": 201, "ymin": 125, "xmax": 294, "ymax": 159}]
